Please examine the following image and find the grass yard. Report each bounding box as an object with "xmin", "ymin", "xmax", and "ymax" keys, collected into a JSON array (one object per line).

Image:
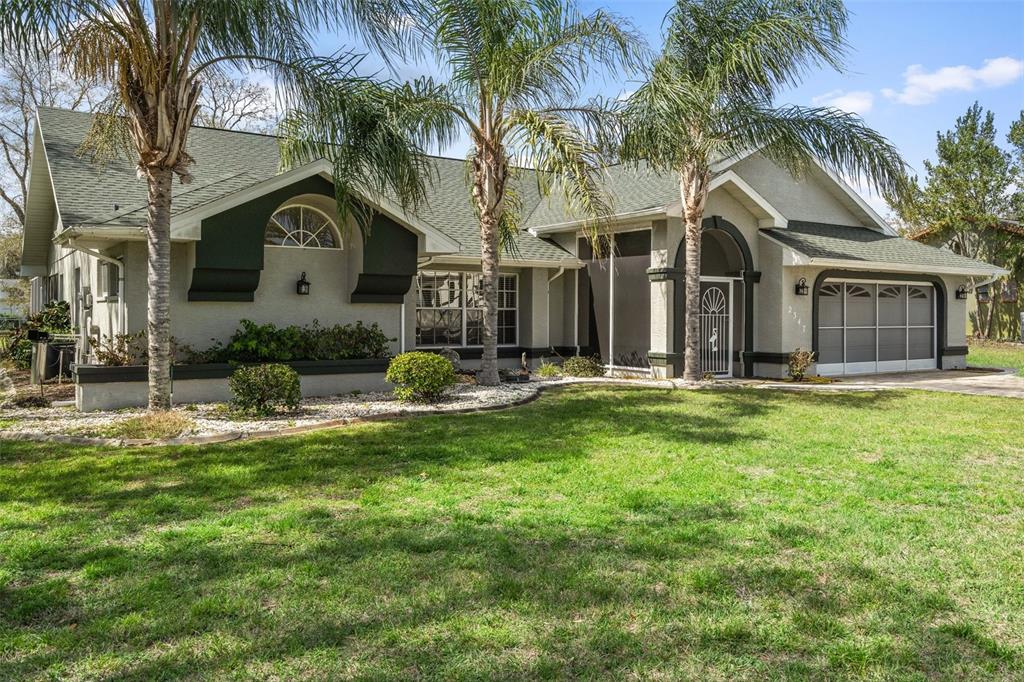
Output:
[
  {"xmin": 1, "ymin": 387, "xmax": 1023, "ymax": 680},
  {"xmin": 969, "ymin": 340, "xmax": 1024, "ymax": 376}
]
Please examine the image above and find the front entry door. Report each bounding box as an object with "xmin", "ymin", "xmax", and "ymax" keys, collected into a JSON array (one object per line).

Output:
[{"xmin": 699, "ymin": 279, "xmax": 733, "ymax": 377}]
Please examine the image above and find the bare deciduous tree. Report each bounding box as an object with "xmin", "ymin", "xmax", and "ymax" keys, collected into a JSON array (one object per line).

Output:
[
  {"xmin": 0, "ymin": 53, "xmax": 106, "ymax": 227},
  {"xmin": 194, "ymin": 72, "xmax": 277, "ymax": 133}
]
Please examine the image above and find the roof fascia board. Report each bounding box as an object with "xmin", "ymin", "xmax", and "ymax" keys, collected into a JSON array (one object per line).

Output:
[
  {"xmin": 431, "ymin": 254, "xmax": 584, "ymax": 269},
  {"xmin": 528, "ymin": 207, "xmax": 667, "ymax": 235},
  {"xmin": 758, "ymin": 231, "xmax": 1008, "ymax": 276},
  {"xmin": 708, "ymin": 170, "xmax": 787, "ymax": 228},
  {"xmin": 800, "ymin": 256, "xmax": 1006, "ymax": 277},
  {"xmin": 21, "ymin": 119, "xmax": 61, "ymax": 266},
  {"xmin": 169, "ymin": 159, "xmax": 461, "ymax": 254}
]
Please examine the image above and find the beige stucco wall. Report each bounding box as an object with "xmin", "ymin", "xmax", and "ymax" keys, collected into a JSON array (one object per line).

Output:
[
  {"xmin": 45, "ymin": 237, "xmax": 125, "ymax": 360},
  {"xmin": 113, "ymin": 239, "xmax": 405, "ymax": 355},
  {"xmin": 731, "ymin": 153, "xmax": 866, "ymax": 226}
]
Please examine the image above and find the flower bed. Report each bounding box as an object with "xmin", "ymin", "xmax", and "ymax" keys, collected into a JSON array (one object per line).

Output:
[{"xmin": 2, "ymin": 381, "xmax": 550, "ymax": 441}]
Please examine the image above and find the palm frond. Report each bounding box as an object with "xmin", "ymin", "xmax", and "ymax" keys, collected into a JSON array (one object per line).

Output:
[
  {"xmin": 507, "ymin": 107, "xmax": 614, "ymax": 244},
  {"xmin": 666, "ymin": 0, "xmax": 848, "ymax": 100},
  {"xmin": 723, "ymin": 103, "xmax": 908, "ymax": 198},
  {"xmin": 76, "ymin": 94, "xmax": 133, "ymax": 165},
  {"xmin": 279, "ymin": 70, "xmax": 458, "ymax": 235}
]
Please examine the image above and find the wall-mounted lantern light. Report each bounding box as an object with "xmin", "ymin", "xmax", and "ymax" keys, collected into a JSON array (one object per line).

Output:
[
  {"xmin": 296, "ymin": 272, "xmax": 311, "ymax": 295},
  {"xmin": 794, "ymin": 277, "xmax": 809, "ymax": 296},
  {"xmin": 955, "ymin": 284, "xmax": 968, "ymax": 300}
]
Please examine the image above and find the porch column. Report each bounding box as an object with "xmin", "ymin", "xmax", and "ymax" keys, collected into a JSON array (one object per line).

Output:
[
  {"xmin": 647, "ymin": 218, "xmax": 681, "ymax": 378},
  {"xmin": 526, "ymin": 267, "xmax": 549, "ymax": 351}
]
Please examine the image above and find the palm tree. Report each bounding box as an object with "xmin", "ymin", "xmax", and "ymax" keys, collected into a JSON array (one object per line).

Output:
[
  {"xmin": 0, "ymin": 0, "xmax": 440, "ymax": 410},
  {"xmin": 373, "ymin": 0, "xmax": 642, "ymax": 385},
  {"xmin": 622, "ymin": 0, "xmax": 908, "ymax": 382}
]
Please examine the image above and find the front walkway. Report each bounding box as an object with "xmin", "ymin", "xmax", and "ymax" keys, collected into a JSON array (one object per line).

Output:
[{"xmin": 729, "ymin": 368, "xmax": 1024, "ymax": 399}]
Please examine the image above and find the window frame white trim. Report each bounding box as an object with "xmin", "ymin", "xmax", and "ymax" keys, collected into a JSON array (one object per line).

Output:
[
  {"xmin": 415, "ymin": 270, "xmax": 520, "ymax": 348},
  {"xmin": 264, "ymin": 204, "xmax": 343, "ymax": 250}
]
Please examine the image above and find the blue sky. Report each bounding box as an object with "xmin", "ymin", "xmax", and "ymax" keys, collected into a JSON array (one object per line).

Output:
[{"xmin": 315, "ymin": 0, "xmax": 1024, "ymax": 215}]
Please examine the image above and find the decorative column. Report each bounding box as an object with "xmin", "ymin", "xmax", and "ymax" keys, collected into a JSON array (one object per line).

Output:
[{"xmin": 647, "ymin": 218, "xmax": 683, "ymax": 377}]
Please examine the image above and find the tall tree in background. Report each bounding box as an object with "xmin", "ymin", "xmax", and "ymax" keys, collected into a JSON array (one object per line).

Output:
[
  {"xmin": 896, "ymin": 103, "xmax": 1024, "ymax": 338},
  {"xmin": 290, "ymin": 0, "xmax": 641, "ymax": 386},
  {"xmin": 622, "ymin": 0, "xmax": 906, "ymax": 382},
  {"xmin": 1008, "ymin": 112, "xmax": 1024, "ymax": 221},
  {"xmin": 193, "ymin": 72, "xmax": 277, "ymax": 133},
  {"xmin": 0, "ymin": 0, "xmax": 442, "ymax": 410},
  {"xmin": 0, "ymin": 53, "xmax": 106, "ymax": 228}
]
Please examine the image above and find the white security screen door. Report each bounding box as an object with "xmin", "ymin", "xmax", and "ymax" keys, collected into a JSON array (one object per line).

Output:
[
  {"xmin": 699, "ymin": 279, "xmax": 733, "ymax": 377},
  {"xmin": 817, "ymin": 279, "xmax": 936, "ymax": 376}
]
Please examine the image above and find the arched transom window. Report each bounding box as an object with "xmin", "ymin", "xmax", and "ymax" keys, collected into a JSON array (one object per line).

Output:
[{"xmin": 264, "ymin": 206, "xmax": 340, "ymax": 249}]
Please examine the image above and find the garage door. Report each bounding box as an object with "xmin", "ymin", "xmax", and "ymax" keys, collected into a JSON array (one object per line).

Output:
[{"xmin": 817, "ymin": 280, "xmax": 936, "ymax": 376}]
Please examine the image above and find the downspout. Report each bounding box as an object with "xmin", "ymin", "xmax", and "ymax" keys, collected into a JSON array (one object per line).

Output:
[
  {"xmin": 573, "ymin": 267, "xmax": 580, "ymax": 355},
  {"xmin": 400, "ymin": 301, "xmax": 406, "ymax": 353},
  {"xmin": 546, "ymin": 266, "xmax": 565, "ymax": 351},
  {"xmin": 608, "ymin": 235, "xmax": 615, "ymax": 371},
  {"xmin": 66, "ymin": 239, "xmax": 126, "ymax": 344}
]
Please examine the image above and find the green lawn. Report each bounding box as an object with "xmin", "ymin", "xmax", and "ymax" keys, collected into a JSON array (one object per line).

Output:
[
  {"xmin": 2, "ymin": 387, "xmax": 1023, "ymax": 680},
  {"xmin": 969, "ymin": 341, "xmax": 1024, "ymax": 375}
]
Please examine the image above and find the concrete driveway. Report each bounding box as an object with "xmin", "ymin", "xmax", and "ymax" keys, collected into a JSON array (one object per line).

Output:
[{"xmin": 830, "ymin": 368, "xmax": 1024, "ymax": 399}]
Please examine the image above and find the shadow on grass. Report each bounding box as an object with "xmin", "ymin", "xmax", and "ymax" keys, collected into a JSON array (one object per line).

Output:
[{"xmin": 0, "ymin": 386, "xmax": 1017, "ymax": 678}]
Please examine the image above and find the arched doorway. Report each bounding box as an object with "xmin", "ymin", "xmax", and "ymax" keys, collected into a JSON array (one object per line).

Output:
[{"xmin": 672, "ymin": 216, "xmax": 758, "ymax": 377}]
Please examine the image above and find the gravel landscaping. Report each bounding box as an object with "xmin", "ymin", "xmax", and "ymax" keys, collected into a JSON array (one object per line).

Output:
[{"xmin": 0, "ymin": 377, "xmax": 644, "ymax": 441}]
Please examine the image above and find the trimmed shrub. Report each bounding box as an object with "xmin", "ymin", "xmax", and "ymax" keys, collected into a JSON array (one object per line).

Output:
[
  {"xmin": 386, "ymin": 352, "xmax": 456, "ymax": 403},
  {"xmin": 562, "ymin": 355, "xmax": 605, "ymax": 377},
  {"xmin": 787, "ymin": 348, "xmax": 816, "ymax": 382},
  {"xmin": 229, "ymin": 363, "xmax": 302, "ymax": 415},
  {"xmin": 536, "ymin": 361, "xmax": 562, "ymax": 378}
]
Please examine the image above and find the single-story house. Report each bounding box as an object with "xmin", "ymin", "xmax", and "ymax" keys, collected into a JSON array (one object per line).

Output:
[{"xmin": 20, "ymin": 107, "xmax": 1006, "ymax": 408}]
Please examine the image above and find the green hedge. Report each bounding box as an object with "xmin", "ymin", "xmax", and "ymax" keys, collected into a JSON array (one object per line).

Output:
[
  {"xmin": 183, "ymin": 319, "xmax": 394, "ymax": 364},
  {"xmin": 386, "ymin": 352, "xmax": 456, "ymax": 403},
  {"xmin": 229, "ymin": 363, "xmax": 302, "ymax": 415}
]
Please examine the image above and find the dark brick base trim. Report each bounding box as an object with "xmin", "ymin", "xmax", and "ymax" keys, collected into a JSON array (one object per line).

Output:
[
  {"xmin": 746, "ymin": 352, "xmax": 791, "ymax": 365},
  {"xmin": 74, "ymin": 358, "xmax": 390, "ymax": 384}
]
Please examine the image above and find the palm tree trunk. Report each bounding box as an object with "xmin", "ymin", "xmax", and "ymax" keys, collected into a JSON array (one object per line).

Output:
[
  {"xmin": 680, "ymin": 165, "xmax": 710, "ymax": 383},
  {"xmin": 471, "ymin": 136, "xmax": 506, "ymax": 387},
  {"xmin": 479, "ymin": 207, "xmax": 501, "ymax": 385},
  {"xmin": 146, "ymin": 167, "xmax": 174, "ymax": 410}
]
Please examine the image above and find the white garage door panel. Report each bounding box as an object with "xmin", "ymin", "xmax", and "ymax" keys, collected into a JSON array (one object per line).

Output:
[{"xmin": 816, "ymin": 280, "xmax": 936, "ymax": 376}]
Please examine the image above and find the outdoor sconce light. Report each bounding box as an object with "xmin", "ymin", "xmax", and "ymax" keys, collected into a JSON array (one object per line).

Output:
[
  {"xmin": 296, "ymin": 272, "xmax": 311, "ymax": 295},
  {"xmin": 794, "ymin": 277, "xmax": 809, "ymax": 296},
  {"xmin": 956, "ymin": 284, "xmax": 968, "ymax": 300}
]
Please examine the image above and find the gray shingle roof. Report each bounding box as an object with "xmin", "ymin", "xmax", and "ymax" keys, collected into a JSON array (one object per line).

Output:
[
  {"xmin": 524, "ymin": 161, "xmax": 680, "ymax": 229},
  {"xmin": 36, "ymin": 107, "xmax": 572, "ymax": 263},
  {"xmin": 762, "ymin": 221, "xmax": 1003, "ymax": 274}
]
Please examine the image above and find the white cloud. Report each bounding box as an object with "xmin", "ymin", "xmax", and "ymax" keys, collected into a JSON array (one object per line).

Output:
[
  {"xmin": 811, "ymin": 89, "xmax": 874, "ymax": 115},
  {"xmin": 882, "ymin": 56, "xmax": 1024, "ymax": 105}
]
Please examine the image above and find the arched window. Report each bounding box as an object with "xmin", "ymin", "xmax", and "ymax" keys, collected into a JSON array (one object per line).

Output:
[{"xmin": 264, "ymin": 205, "xmax": 340, "ymax": 249}]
